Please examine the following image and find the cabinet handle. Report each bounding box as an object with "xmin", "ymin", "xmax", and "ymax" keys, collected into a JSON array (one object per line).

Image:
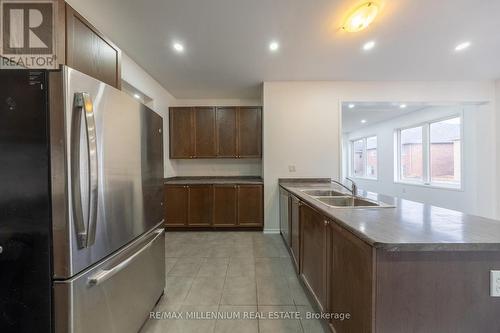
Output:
[{"xmin": 324, "ymin": 220, "xmax": 329, "ymax": 226}]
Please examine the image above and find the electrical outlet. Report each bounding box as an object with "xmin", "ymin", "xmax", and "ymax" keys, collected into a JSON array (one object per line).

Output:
[
  {"xmin": 288, "ymin": 165, "xmax": 296, "ymax": 173},
  {"xmin": 490, "ymin": 270, "xmax": 500, "ymax": 297}
]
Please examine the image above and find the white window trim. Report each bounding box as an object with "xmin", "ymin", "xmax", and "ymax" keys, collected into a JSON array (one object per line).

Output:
[
  {"xmin": 349, "ymin": 135, "xmax": 378, "ymax": 180},
  {"xmin": 394, "ymin": 114, "xmax": 464, "ymax": 190}
]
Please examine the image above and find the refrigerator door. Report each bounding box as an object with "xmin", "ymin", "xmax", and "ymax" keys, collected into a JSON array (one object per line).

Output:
[
  {"xmin": 53, "ymin": 228, "xmax": 165, "ymax": 333},
  {"xmin": 51, "ymin": 67, "xmax": 164, "ymax": 278}
]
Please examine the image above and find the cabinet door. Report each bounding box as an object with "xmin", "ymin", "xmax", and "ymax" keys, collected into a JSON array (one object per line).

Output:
[
  {"xmin": 164, "ymin": 185, "xmax": 188, "ymax": 226},
  {"xmin": 65, "ymin": 4, "xmax": 121, "ymax": 88},
  {"xmin": 328, "ymin": 222, "xmax": 373, "ymax": 333},
  {"xmin": 237, "ymin": 107, "xmax": 262, "ymax": 158},
  {"xmin": 300, "ymin": 204, "xmax": 328, "ymax": 311},
  {"xmin": 216, "ymin": 107, "xmax": 237, "ymax": 157},
  {"xmin": 169, "ymin": 107, "xmax": 194, "ymax": 158},
  {"xmin": 213, "ymin": 185, "xmax": 237, "ymax": 226},
  {"xmin": 279, "ymin": 189, "xmax": 291, "ymax": 247},
  {"xmin": 188, "ymin": 185, "xmax": 213, "ymax": 226},
  {"xmin": 194, "ymin": 107, "xmax": 216, "ymax": 157},
  {"xmin": 237, "ymin": 185, "xmax": 263, "ymax": 227},
  {"xmin": 290, "ymin": 196, "xmax": 301, "ymax": 271}
]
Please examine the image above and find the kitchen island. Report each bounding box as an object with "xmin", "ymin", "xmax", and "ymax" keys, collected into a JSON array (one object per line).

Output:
[{"xmin": 279, "ymin": 179, "xmax": 500, "ymax": 333}]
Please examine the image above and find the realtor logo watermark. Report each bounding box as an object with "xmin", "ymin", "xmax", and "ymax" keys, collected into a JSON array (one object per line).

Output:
[{"xmin": 0, "ymin": 0, "xmax": 57, "ymax": 68}]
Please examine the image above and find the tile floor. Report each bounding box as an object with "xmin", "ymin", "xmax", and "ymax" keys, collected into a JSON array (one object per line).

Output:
[{"xmin": 140, "ymin": 231, "xmax": 327, "ymax": 333}]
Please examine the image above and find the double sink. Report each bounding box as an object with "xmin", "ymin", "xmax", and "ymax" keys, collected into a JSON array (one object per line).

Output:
[{"xmin": 301, "ymin": 189, "xmax": 394, "ymax": 208}]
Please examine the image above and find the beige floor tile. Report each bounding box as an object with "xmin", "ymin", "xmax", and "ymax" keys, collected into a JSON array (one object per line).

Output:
[
  {"xmin": 197, "ymin": 258, "xmax": 229, "ymax": 277},
  {"xmin": 221, "ymin": 276, "xmax": 257, "ymax": 305},
  {"xmin": 214, "ymin": 305, "xmax": 258, "ymax": 333},
  {"xmin": 256, "ymin": 277, "xmax": 294, "ymax": 305},
  {"xmin": 167, "ymin": 258, "xmax": 203, "ymax": 277},
  {"xmin": 258, "ymin": 305, "xmax": 302, "ymax": 333},
  {"xmin": 183, "ymin": 276, "xmax": 225, "ymax": 305}
]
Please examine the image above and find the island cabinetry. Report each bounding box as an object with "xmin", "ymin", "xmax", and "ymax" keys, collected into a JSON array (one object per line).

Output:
[
  {"xmin": 326, "ymin": 220, "xmax": 374, "ymax": 333},
  {"xmin": 290, "ymin": 195, "xmax": 301, "ymax": 272},
  {"xmin": 300, "ymin": 204, "xmax": 328, "ymax": 311}
]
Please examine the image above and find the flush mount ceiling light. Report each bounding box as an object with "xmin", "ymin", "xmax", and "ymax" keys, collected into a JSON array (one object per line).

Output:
[
  {"xmin": 172, "ymin": 42, "xmax": 184, "ymax": 53},
  {"xmin": 361, "ymin": 119, "xmax": 367, "ymax": 124},
  {"xmin": 342, "ymin": 2, "xmax": 380, "ymax": 33},
  {"xmin": 455, "ymin": 41, "xmax": 471, "ymax": 52},
  {"xmin": 348, "ymin": 103, "xmax": 356, "ymax": 109},
  {"xmin": 399, "ymin": 103, "xmax": 407, "ymax": 109},
  {"xmin": 362, "ymin": 40, "xmax": 376, "ymax": 51},
  {"xmin": 269, "ymin": 41, "xmax": 280, "ymax": 52}
]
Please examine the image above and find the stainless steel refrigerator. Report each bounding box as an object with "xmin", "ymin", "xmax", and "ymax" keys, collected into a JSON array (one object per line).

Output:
[{"xmin": 0, "ymin": 66, "xmax": 166, "ymax": 333}]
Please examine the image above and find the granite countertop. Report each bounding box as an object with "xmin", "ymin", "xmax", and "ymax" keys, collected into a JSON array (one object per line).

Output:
[
  {"xmin": 279, "ymin": 179, "xmax": 500, "ymax": 251},
  {"xmin": 164, "ymin": 176, "xmax": 263, "ymax": 185}
]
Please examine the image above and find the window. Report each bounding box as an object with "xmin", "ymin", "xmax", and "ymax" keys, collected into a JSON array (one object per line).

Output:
[
  {"xmin": 351, "ymin": 136, "xmax": 377, "ymax": 179},
  {"xmin": 396, "ymin": 116, "xmax": 461, "ymax": 188}
]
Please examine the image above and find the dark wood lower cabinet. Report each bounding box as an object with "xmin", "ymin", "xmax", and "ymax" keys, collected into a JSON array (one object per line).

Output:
[
  {"xmin": 290, "ymin": 195, "xmax": 301, "ymax": 272},
  {"xmin": 187, "ymin": 185, "xmax": 212, "ymax": 226},
  {"xmin": 237, "ymin": 185, "xmax": 263, "ymax": 226},
  {"xmin": 213, "ymin": 185, "xmax": 238, "ymax": 227},
  {"xmin": 300, "ymin": 204, "xmax": 328, "ymax": 311},
  {"xmin": 327, "ymin": 220, "xmax": 374, "ymax": 333},
  {"xmin": 164, "ymin": 185, "xmax": 188, "ymax": 226},
  {"xmin": 164, "ymin": 183, "xmax": 263, "ymax": 229}
]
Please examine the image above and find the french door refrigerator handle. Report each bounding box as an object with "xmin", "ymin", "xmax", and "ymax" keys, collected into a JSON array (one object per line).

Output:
[
  {"xmin": 87, "ymin": 229, "xmax": 164, "ymax": 286},
  {"xmin": 71, "ymin": 92, "xmax": 98, "ymax": 249}
]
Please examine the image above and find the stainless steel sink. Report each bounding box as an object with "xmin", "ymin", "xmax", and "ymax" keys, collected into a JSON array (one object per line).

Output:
[
  {"xmin": 301, "ymin": 189, "xmax": 347, "ymax": 197},
  {"xmin": 315, "ymin": 196, "xmax": 394, "ymax": 208}
]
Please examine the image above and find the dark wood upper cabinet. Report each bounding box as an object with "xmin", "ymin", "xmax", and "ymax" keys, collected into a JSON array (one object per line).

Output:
[
  {"xmin": 213, "ymin": 185, "xmax": 238, "ymax": 226},
  {"xmin": 327, "ymin": 220, "xmax": 373, "ymax": 333},
  {"xmin": 164, "ymin": 185, "xmax": 188, "ymax": 227},
  {"xmin": 300, "ymin": 204, "xmax": 328, "ymax": 311},
  {"xmin": 64, "ymin": 4, "xmax": 121, "ymax": 88},
  {"xmin": 169, "ymin": 106, "xmax": 262, "ymax": 159},
  {"xmin": 216, "ymin": 107, "xmax": 238, "ymax": 158},
  {"xmin": 237, "ymin": 107, "xmax": 262, "ymax": 158},
  {"xmin": 188, "ymin": 185, "xmax": 212, "ymax": 226},
  {"xmin": 194, "ymin": 107, "xmax": 216, "ymax": 157},
  {"xmin": 169, "ymin": 107, "xmax": 194, "ymax": 158},
  {"xmin": 237, "ymin": 185, "xmax": 263, "ymax": 226}
]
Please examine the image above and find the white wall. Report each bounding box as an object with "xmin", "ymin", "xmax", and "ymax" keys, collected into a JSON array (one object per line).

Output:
[
  {"xmin": 263, "ymin": 81, "xmax": 496, "ymax": 232},
  {"xmin": 344, "ymin": 105, "xmax": 496, "ymax": 219},
  {"xmin": 171, "ymin": 98, "xmax": 263, "ymax": 177}
]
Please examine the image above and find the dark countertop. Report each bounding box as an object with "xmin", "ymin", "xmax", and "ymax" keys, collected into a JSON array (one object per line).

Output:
[
  {"xmin": 279, "ymin": 179, "xmax": 500, "ymax": 251},
  {"xmin": 164, "ymin": 176, "xmax": 263, "ymax": 185}
]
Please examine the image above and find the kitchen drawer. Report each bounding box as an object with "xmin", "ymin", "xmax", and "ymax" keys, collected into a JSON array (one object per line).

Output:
[{"xmin": 53, "ymin": 228, "xmax": 165, "ymax": 333}]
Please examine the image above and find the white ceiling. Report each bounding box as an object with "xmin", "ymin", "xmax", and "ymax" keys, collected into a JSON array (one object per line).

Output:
[
  {"xmin": 342, "ymin": 102, "xmax": 426, "ymax": 133},
  {"xmin": 68, "ymin": 0, "xmax": 500, "ymax": 99}
]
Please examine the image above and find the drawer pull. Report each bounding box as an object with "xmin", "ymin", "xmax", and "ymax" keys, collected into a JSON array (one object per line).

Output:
[{"xmin": 87, "ymin": 230, "xmax": 163, "ymax": 286}]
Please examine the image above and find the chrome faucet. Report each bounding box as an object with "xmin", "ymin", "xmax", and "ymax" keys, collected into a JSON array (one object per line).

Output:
[{"xmin": 330, "ymin": 178, "xmax": 358, "ymax": 196}]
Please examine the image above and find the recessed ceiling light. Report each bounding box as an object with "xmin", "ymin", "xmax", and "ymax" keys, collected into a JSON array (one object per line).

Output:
[
  {"xmin": 342, "ymin": 2, "xmax": 380, "ymax": 33},
  {"xmin": 133, "ymin": 94, "xmax": 141, "ymax": 99},
  {"xmin": 361, "ymin": 119, "xmax": 367, "ymax": 124},
  {"xmin": 454, "ymin": 41, "xmax": 471, "ymax": 52},
  {"xmin": 348, "ymin": 103, "xmax": 355, "ymax": 109},
  {"xmin": 173, "ymin": 42, "xmax": 184, "ymax": 53},
  {"xmin": 362, "ymin": 40, "xmax": 376, "ymax": 51},
  {"xmin": 269, "ymin": 41, "xmax": 280, "ymax": 52},
  {"xmin": 399, "ymin": 104, "xmax": 407, "ymax": 109}
]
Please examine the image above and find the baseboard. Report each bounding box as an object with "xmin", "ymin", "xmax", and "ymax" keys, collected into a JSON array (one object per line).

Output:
[{"xmin": 263, "ymin": 229, "xmax": 280, "ymax": 234}]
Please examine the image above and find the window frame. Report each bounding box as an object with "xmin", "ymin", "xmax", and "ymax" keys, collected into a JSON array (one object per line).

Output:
[
  {"xmin": 349, "ymin": 135, "xmax": 378, "ymax": 180},
  {"xmin": 395, "ymin": 114, "xmax": 463, "ymax": 190}
]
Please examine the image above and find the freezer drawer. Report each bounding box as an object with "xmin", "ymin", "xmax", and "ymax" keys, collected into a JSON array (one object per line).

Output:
[{"xmin": 53, "ymin": 228, "xmax": 165, "ymax": 333}]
